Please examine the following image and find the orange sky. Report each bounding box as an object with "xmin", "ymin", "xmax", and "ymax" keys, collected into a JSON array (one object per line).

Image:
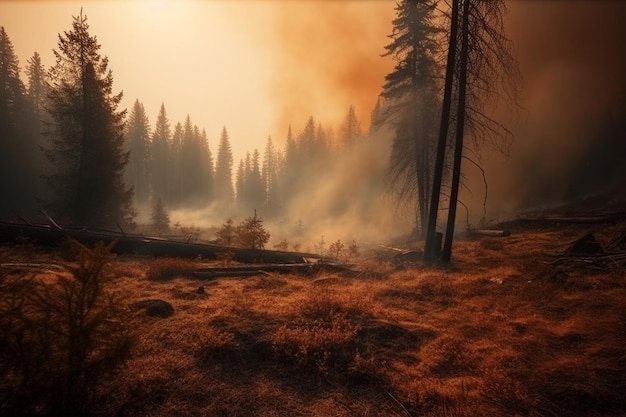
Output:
[
  {"xmin": 3, "ymin": 0, "xmax": 626, "ymax": 216},
  {"xmin": 0, "ymin": 0, "xmax": 395, "ymax": 162}
]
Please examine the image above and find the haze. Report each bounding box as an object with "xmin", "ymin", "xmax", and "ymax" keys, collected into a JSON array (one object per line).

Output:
[
  {"xmin": 1, "ymin": 0, "xmax": 394, "ymax": 162},
  {"xmin": 2, "ymin": 0, "xmax": 626, "ymax": 237}
]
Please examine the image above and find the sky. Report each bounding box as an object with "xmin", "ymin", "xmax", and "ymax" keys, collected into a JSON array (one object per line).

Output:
[
  {"xmin": 0, "ymin": 0, "xmax": 395, "ymax": 163},
  {"xmin": 2, "ymin": 0, "xmax": 626, "ymax": 220}
]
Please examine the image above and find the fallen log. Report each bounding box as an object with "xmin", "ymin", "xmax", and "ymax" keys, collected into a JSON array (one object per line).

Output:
[
  {"xmin": 467, "ymin": 229, "xmax": 511, "ymax": 238},
  {"xmin": 0, "ymin": 221, "xmax": 323, "ymax": 264},
  {"xmin": 517, "ymin": 214, "xmax": 623, "ymax": 225},
  {"xmin": 193, "ymin": 262, "xmax": 359, "ymax": 279}
]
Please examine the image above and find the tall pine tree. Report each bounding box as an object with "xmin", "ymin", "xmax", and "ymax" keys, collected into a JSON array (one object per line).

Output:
[
  {"xmin": 150, "ymin": 103, "xmax": 171, "ymax": 205},
  {"xmin": 382, "ymin": 0, "xmax": 440, "ymax": 237},
  {"xmin": 0, "ymin": 27, "xmax": 41, "ymax": 217},
  {"xmin": 214, "ymin": 126, "xmax": 234, "ymax": 205},
  {"xmin": 43, "ymin": 11, "xmax": 134, "ymax": 228},
  {"xmin": 125, "ymin": 99, "xmax": 151, "ymax": 207}
]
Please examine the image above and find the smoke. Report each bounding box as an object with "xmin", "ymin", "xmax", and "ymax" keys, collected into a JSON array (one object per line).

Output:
[
  {"xmin": 486, "ymin": 1, "xmax": 626, "ymax": 214},
  {"xmin": 165, "ymin": 129, "xmax": 406, "ymax": 251},
  {"xmin": 265, "ymin": 1, "xmax": 395, "ymax": 136},
  {"xmin": 159, "ymin": 1, "xmax": 626, "ymax": 240}
]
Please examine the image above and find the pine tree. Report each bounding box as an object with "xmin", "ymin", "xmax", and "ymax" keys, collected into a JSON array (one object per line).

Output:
[
  {"xmin": 200, "ymin": 128, "xmax": 214, "ymax": 200},
  {"xmin": 214, "ymin": 126, "xmax": 234, "ymax": 205},
  {"xmin": 43, "ymin": 11, "xmax": 134, "ymax": 229},
  {"xmin": 262, "ymin": 135, "xmax": 280, "ymax": 214},
  {"xmin": 125, "ymin": 99, "xmax": 151, "ymax": 207},
  {"xmin": 150, "ymin": 196, "xmax": 170, "ymax": 236},
  {"xmin": 235, "ymin": 210, "xmax": 270, "ymax": 249},
  {"xmin": 235, "ymin": 158, "xmax": 246, "ymax": 209},
  {"xmin": 150, "ymin": 103, "xmax": 171, "ymax": 205},
  {"xmin": 25, "ymin": 51, "xmax": 51, "ymax": 205},
  {"xmin": 339, "ymin": 105, "xmax": 362, "ymax": 148},
  {"xmin": 25, "ymin": 52, "xmax": 50, "ymax": 119},
  {"xmin": 0, "ymin": 27, "xmax": 40, "ymax": 217},
  {"xmin": 382, "ymin": 0, "xmax": 440, "ymax": 237},
  {"xmin": 248, "ymin": 149, "xmax": 265, "ymax": 211},
  {"xmin": 179, "ymin": 115, "xmax": 196, "ymax": 202},
  {"xmin": 281, "ymin": 125, "xmax": 299, "ymax": 205},
  {"xmin": 169, "ymin": 121, "xmax": 183, "ymax": 205}
]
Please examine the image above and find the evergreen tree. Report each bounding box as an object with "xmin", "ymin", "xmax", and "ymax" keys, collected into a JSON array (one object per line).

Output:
[
  {"xmin": 382, "ymin": 0, "xmax": 440, "ymax": 237},
  {"xmin": 150, "ymin": 196, "xmax": 170, "ymax": 236},
  {"xmin": 125, "ymin": 99, "xmax": 151, "ymax": 206},
  {"xmin": 339, "ymin": 105, "xmax": 362, "ymax": 148},
  {"xmin": 179, "ymin": 115, "xmax": 196, "ymax": 201},
  {"xmin": 214, "ymin": 126, "xmax": 234, "ymax": 205},
  {"xmin": 0, "ymin": 27, "xmax": 40, "ymax": 217},
  {"xmin": 281, "ymin": 125, "xmax": 298, "ymax": 207},
  {"xmin": 43, "ymin": 11, "xmax": 134, "ymax": 229},
  {"xmin": 248, "ymin": 148, "xmax": 265, "ymax": 211},
  {"xmin": 216, "ymin": 218, "xmax": 235, "ymax": 247},
  {"xmin": 150, "ymin": 103, "xmax": 171, "ymax": 205},
  {"xmin": 235, "ymin": 210, "xmax": 270, "ymax": 249},
  {"xmin": 25, "ymin": 51, "xmax": 51, "ymax": 204},
  {"xmin": 169, "ymin": 121, "xmax": 183, "ymax": 205},
  {"xmin": 235, "ymin": 158, "xmax": 246, "ymax": 209},
  {"xmin": 200, "ymin": 128, "xmax": 214, "ymax": 200},
  {"xmin": 262, "ymin": 135, "xmax": 279, "ymax": 214},
  {"xmin": 25, "ymin": 52, "xmax": 50, "ymax": 118}
]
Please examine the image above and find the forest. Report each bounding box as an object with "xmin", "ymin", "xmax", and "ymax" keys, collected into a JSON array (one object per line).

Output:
[
  {"xmin": 0, "ymin": 12, "xmax": 392, "ymax": 252},
  {"xmin": 1, "ymin": 2, "xmax": 626, "ymax": 417}
]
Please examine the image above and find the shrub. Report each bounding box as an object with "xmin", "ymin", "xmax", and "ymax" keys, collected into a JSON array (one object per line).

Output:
[
  {"xmin": 0, "ymin": 239, "xmax": 133, "ymax": 416},
  {"xmin": 329, "ymin": 239, "xmax": 345, "ymax": 259},
  {"xmin": 235, "ymin": 210, "xmax": 270, "ymax": 249},
  {"xmin": 216, "ymin": 218, "xmax": 235, "ymax": 247}
]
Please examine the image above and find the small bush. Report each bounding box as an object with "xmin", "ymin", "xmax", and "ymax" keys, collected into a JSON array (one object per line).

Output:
[
  {"xmin": 235, "ymin": 210, "xmax": 270, "ymax": 249},
  {"xmin": 0, "ymin": 239, "xmax": 133, "ymax": 417}
]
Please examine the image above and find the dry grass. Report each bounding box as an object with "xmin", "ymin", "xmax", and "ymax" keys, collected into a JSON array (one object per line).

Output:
[{"xmin": 1, "ymin": 222, "xmax": 625, "ymax": 417}]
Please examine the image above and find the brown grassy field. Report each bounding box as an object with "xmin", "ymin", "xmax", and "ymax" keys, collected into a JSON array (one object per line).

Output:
[{"xmin": 1, "ymin": 221, "xmax": 625, "ymax": 417}]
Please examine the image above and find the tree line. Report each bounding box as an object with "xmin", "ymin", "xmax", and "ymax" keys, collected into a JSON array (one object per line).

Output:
[
  {"xmin": 2, "ymin": 1, "xmax": 520, "ymax": 262},
  {"xmin": 0, "ymin": 12, "xmax": 374, "ymax": 231}
]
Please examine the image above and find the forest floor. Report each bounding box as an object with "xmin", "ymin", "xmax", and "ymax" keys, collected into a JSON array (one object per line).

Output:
[{"xmin": 1, "ymin": 219, "xmax": 625, "ymax": 417}]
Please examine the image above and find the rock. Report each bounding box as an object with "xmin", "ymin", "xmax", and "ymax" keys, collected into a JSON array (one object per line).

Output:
[
  {"xmin": 131, "ymin": 299, "xmax": 174, "ymax": 318},
  {"xmin": 566, "ymin": 233, "xmax": 604, "ymax": 255}
]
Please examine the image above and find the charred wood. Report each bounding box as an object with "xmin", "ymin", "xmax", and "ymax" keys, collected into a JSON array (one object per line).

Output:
[{"xmin": 0, "ymin": 221, "xmax": 323, "ymax": 264}]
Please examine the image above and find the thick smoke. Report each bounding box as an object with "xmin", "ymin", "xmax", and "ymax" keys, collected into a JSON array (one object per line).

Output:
[
  {"xmin": 486, "ymin": 1, "xmax": 626, "ymax": 214},
  {"xmin": 166, "ymin": 1, "xmax": 626, "ymax": 241},
  {"xmin": 265, "ymin": 1, "xmax": 395, "ymax": 136}
]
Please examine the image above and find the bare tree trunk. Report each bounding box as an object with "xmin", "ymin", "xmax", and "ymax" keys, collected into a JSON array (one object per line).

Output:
[
  {"xmin": 424, "ymin": 0, "xmax": 460, "ymax": 262},
  {"xmin": 442, "ymin": 0, "xmax": 470, "ymax": 264}
]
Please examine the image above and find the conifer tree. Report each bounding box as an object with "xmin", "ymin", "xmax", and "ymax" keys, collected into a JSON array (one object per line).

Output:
[
  {"xmin": 150, "ymin": 196, "xmax": 170, "ymax": 236},
  {"xmin": 179, "ymin": 115, "xmax": 196, "ymax": 201},
  {"xmin": 200, "ymin": 128, "xmax": 214, "ymax": 200},
  {"xmin": 235, "ymin": 210, "xmax": 270, "ymax": 249},
  {"xmin": 235, "ymin": 158, "xmax": 246, "ymax": 209},
  {"xmin": 0, "ymin": 26, "xmax": 35, "ymax": 217},
  {"xmin": 43, "ymin": 11, "xmax": 134, "ymax": 228},
  {"xmin": 382, "ymin": 0, "xmax": 440, "ymax": 237},
  {"xmin": 262, "ymin": 135, "xmax": 280, "ymax": 214},
  {"xmin": 339, "ymin": 105, "xmax": 362, "ymax": 148},
  {"xmin": 25, "ymin": 51, "xmax": 51, "ymax": 204},
  {"xmin": 281, "ymin": 125, "xmax": 298, "ymax": 205},
  {"xmin": 248, "ymin": 148, "xmax": 265, "ymax": 211},
  {"xmin": 215, "ymin": 126, "xmax": 234, "ymax": 205},
  {"xmin": 125, "ymin": 99, "xmax": 151, "ymax": 206},
  {"xmin": 25, "ymin": 52, "xmax": 50, "ymax": 119},
  {"xmin": 169, "ymin": 121, "xmax": 183, "ymax": 205},
  {"xmin": 150, "ymin": 103, "xmax": 171, "ymax": 205}
]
